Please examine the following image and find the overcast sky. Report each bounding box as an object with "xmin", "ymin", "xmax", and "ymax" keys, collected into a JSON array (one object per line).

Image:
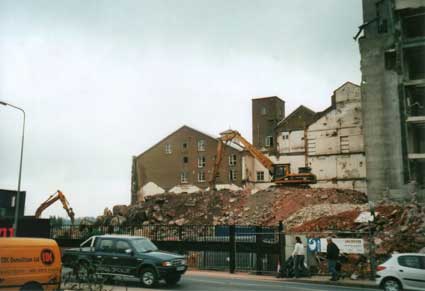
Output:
[{"xmin": 0, "ymin": 1, "xmax": 363, "ymax": 218}]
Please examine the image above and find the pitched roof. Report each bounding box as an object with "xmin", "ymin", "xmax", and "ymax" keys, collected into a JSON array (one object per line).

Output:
[
  {"xmin": 307, "ymin": 104, "xmax": 336, "ymax": 128},
  {"xmin": 307, "ymin": 81, "xmax": 359, "ymax": 127},
  {"xmin": 276, "ymin": 105, "xmax": 316, "ymax": 131},
  {"xmin": 136, "ymin": 125, "xmax": 242, "ymax": 158},
  {"xmin": 333, "ymin": 81, "xmax": 360, "ymax": 93}
]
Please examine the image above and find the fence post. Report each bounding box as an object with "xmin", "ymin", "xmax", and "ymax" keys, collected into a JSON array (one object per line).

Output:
[
  {"xmin": 278, "ymin": 221, "xmax": 285, "ymax": 274},
  {"xmin": 368, "ymin": 221, "xmax": 377, "ymax": 280},
  {"xmin": 255, "ymin": 226, "xmax": 263, "ymax": 275},
  {"xmin": 178, "ymin": 225, "xmax": 183, "ymax": 241},
  {"xmin": 229, "ymin": 225, "xmax": 236, "ymax": 274}
]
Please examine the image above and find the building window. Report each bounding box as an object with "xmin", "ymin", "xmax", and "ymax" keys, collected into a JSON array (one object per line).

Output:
[
  {"xmin": 307, "ymin": 139, "xmax": 316, "ymax": 155},
  {"xmin": 197, "ymin": 139, "xmax": 205, "ymax": 151},
  {"xmin": 229, "ymin": 154, "xmax": 237, "ymax": 166},
  {"xmin": 198, "ymin": 156, "xmax": 206, "ymax": 168},
  {"xmin": 282, "ymin": 133, "xmax": 289, "ymax": 140},
  {"xmin": 182, "ymin": 142, "xmax": 188, "ymax": 150},
  {"xmin": 198, "ymin": 171, "xmax": 206, "ymax": 182},
  {"xmin": 340, "ymin": 136, "xmax": 350, "ymax": 153},
  {"xmin": 265, "ymin": 136, "xmax": 274, "ymax": 147},
  {"xmin": 180, "ymin": 172, "xmax": 188, "ymax": 183},
  {"xmin": 229, "ymin": 169, "xmax": 237, "ymax": 181},
  {"xmin": 165, "ymin": 143, "xmax": 172, "ymax": 154},
  {"xmin": 183, "ymin": 156, "xmax": 188, "ymax": 163},
  {"xmin": 256, "ymin": 171, "xmax": 264, "ymax": 182},
  {"xmin": 261, "ymin": 107, "xmax": 267, "ymax": 115}
]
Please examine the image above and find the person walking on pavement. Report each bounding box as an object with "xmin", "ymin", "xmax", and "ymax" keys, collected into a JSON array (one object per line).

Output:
[
  {"xmin": 292, "ymin": 236, "xmax": 305, "ymax": 278},
  {"xmin": 326, "ymin": 237, "xmax": 340, "ymax": 281}
]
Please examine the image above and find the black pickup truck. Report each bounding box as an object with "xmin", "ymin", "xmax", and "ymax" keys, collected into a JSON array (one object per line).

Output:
[{"xmin": 62, "ymin": 235, "xmax": 187, "ymax": 287}]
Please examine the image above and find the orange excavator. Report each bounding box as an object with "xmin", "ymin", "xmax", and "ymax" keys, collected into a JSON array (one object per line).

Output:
[
  {"xmin": 209, "ymin": 129, "xmax": 316, "ymax": 189},
  {"xmin": 35, "ymin": 190, "xmax": 75, "ymax": 224}
]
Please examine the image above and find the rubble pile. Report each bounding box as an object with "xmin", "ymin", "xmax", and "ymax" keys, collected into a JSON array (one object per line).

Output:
[
  {"xmin": 95, "ymin": 187, "xmax": 367, "ymax": 227},
  {"xmin": 89, "ymin": 186, "xmax": 425, "ymax": 254},
  {"xmin": 291, "ymin": 201, "xmax": 425, "ymax": 254}
]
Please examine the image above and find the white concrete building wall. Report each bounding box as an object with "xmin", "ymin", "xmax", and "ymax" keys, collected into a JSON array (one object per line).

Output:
[
  {"xmin": 308, "ymin": 154, "xmax": 366, "ymax": 181},
  {"xmin": 335, "ymin": 82, "xmax": 361, "ymax": 103},
  {"xmin": 277, "ymin": 130, "xmax": 306, "ymax": 154},
  {"xmin": 308, "ymin": 156, "xmax": 338, "ymax": 180},
  {"xmin": 306, "ymin": 82, "xmax": 366, "ymax": 193}
]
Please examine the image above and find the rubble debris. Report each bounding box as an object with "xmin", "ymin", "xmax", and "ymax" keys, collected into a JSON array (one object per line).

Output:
[
  {"xmin": 92, "ymin": 186, "xmax": 422, "ymax": 255},
  {"xmin": 291, "ymin": 202, "xmax": 425, "ymax": 254},
  {"xmin": 95, "ymin": 187, "xmax": 367, "ymax": 227}
]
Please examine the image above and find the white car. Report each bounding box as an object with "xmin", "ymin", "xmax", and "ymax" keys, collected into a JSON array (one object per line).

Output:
[{"xmin": 376, "ymin": 253, "xmax": 425, "ymax": 291}]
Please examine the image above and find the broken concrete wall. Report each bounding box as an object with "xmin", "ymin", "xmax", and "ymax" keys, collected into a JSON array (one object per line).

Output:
[{"xmin": 359, "ymin": 0, "xmax": 419, "ymax": 201}]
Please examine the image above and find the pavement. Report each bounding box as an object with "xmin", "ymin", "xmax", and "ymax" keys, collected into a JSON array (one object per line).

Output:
[{"xmin": 62, "ymin": 270, "xmax": 379, "ymax": 291}]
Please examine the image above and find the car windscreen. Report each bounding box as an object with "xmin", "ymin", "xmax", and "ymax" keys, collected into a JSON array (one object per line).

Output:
[{"xmin": 132, "ymin": 238, "xmax": 158, "ymax": 253}]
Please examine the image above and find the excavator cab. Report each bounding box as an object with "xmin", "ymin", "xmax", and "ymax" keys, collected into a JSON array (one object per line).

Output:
[
  {"xmin": 209, "ymin": 129, "xmax": 317, "ymax": 188},
  {"xmin": 273, "ymin": 164, "xmax": 290, "ymax": 179}
]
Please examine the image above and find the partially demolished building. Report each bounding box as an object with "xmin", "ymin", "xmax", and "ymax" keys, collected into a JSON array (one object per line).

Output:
[
  {"xmin": 131, "ymin": 82, "xmax": 367, "ymax": 203},
  {"xmin": 250, "ymin": 82, "xmax": 367, "ymax": 193},
  {"xmin": 358, "ymin": 0, "xmax": 425, "ymax": 201}
]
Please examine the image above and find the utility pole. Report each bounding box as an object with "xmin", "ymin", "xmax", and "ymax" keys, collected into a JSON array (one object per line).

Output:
[{"xmin": 0, "ymin": 101, "xmax": 26, "ymax": 237}]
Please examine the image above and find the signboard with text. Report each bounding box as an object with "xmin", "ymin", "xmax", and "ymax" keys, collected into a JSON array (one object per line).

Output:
[{"xmin": 308, "ymin": 238, "xmax": 364, "ymax": 254}]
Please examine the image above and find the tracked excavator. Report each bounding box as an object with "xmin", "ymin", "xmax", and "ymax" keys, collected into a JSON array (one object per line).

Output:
[
  {"xmin": 209, "ymin": 129, "xmax": 316, "ymax": 189},
  {"xmin": 35, "ymin": 190, "xmax": 75, "ymax": 224}
]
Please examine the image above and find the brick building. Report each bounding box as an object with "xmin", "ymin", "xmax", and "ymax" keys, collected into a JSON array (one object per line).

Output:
[{"xmin": 131, "ymin": 125, "xmax": 243, "ymax": 204}]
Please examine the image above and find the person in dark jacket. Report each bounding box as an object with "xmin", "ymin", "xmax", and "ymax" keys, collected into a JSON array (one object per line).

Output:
[{"xmin": 326, "ymin": 237, "xmax": 340, "ymax": 281}]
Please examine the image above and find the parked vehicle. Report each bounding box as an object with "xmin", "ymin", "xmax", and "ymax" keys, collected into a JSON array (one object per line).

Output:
[
  {"xmin": 62, "ymin": 235, "xmax": 187, "ymax": 287},
  {"xmin": 376, "ymin": 253, "xmax": 425, "ymax": 291},
  {"xmin": 0, "ymin": 238, "xmax": 61, "ymax": 291}
]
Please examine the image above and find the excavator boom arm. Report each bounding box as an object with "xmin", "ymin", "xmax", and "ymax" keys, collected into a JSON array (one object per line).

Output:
[
  {"xmin": 220, "ymin": 131, "xmax": 274, "ymax": 172},
  {"xmin": 209, "ymin": 130, "xmax": 275, "ymax": 189},
  {"xmin": 34, "ymin": 190, "xmax": 75, "ymax": 224}
]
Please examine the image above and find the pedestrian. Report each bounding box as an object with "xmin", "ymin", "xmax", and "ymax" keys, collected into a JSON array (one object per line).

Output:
[
  {"xmin": 326, "ymin": 237, "xmax": 340, "ymax": 281},
  {"xmin": 292, "ymin": 236, "xmax": 305, "ymax": 278}
]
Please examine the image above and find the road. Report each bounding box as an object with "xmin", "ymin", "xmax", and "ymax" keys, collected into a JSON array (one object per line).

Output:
[{"xmin": 78, "ymin": 273, "xmax": 378, "ymax": 291}]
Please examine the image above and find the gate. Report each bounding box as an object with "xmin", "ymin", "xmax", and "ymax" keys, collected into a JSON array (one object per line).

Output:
[{"xmin": 52, "ymin": 223, "xmax": 285, "ymax": 274}]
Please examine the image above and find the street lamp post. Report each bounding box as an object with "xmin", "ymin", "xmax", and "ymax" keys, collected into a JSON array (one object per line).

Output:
[{"xmin": 0, "ymin": 101, "xmax": 25, "ymax": 237}]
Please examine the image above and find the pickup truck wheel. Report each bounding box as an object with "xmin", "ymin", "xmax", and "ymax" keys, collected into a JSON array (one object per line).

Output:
[
  {"xmin": 140, "ymin": 267, "xmax": 158, "ymax": 288},
  {"xmin": 165, "ymin": 274, "xmax": 181, "ymax": 286}
]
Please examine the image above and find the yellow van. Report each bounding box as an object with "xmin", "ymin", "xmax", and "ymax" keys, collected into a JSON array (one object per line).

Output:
[{"xmin": 0, "ymin": 238, "xmax": 61, "ymax": 291}]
